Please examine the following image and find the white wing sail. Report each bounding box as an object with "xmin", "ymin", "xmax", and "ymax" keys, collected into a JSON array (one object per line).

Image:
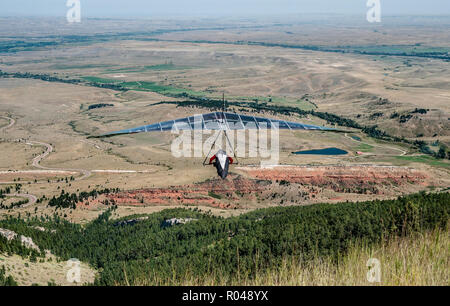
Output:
[{"xmin": 90, "ymin": 112, "xmax": 344, "ymax": 138}]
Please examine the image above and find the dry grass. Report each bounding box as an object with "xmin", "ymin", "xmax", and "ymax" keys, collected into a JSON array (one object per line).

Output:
[
  {"xmin": 250, "ymin": 229, "xmax": 449, "ymax": 286},
  {"xmin": 135, "ymin": 227, "xmax": 449, "ymax": 286},
  {"xmin": 0, "ymin": 252, "xmax": 96, "ymax": 286}
]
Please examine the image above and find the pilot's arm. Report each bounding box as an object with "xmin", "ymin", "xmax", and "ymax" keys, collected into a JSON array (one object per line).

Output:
[{"xmin": 209, "ymin": 155, "xmax": 217, "ymax": 165}]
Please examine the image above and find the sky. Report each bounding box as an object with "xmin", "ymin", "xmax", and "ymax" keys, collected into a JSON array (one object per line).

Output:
[{"xmin": 0, "ymin": 0, "xmax": 449, "ymax": 18}]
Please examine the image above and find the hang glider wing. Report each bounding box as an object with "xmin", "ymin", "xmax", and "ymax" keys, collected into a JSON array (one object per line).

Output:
[{"xmin": 89, "ymin": 112, "xmax": 348, "ymax": 138}]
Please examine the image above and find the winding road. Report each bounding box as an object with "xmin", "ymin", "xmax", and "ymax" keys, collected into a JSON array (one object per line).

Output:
[
  {"xmin": 1, "ymin": 114, "xmax": 157, "ymax": 208},
  {"xmin": 1, "ymin": 116, "xmax": 38, "ymax": 207},
  {"xmin": 2, "ymin": 116, "xmax": 105, "ymax": 182},
  {"xmin": 344, "ymin": 133, "xmax": 408, "ymax": 156},
  {"xmin": 27, "ymin": 140, "xmax": 92, "ymax": 181},
  {"xmin": 0, "ymin": 116, "xmax": 15, "ymax": 133},
  {"xmin": 3, "ymin": 193, "xmax": 37, "ymax": 207}
]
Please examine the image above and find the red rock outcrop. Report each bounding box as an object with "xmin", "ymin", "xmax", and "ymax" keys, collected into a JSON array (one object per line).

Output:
[
  {"xmin": 78, "ymin": 165, "xmax": 430, "ymax": 210},
  {"xmin": 239, "ymin": 165, "xmax": 428, "ymax": 195}
]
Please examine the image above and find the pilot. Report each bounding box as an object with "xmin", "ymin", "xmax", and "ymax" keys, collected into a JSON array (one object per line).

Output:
[{"xmin": 209, "ymin": 149, "xmax": 233, "ymax": 179}]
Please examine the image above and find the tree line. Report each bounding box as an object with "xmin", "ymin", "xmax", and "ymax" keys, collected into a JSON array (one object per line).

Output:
[
  {"xmin": 48, "ymin": 188, "xmax": 120, "ymax": 209},
  {"xmin": 0, "ymin": 191, "xmax": 448, "ymax": 285}
]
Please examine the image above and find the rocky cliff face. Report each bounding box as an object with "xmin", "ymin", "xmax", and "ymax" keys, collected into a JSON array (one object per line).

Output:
[
  {"xmin": 103, "ymin": 175, "xmax": 266, "ymax": 209},
  {"xmin": 87, "ymin": 165, "xmax": 430, "ymax": 210},
  {"xmin": 0, "ymin": 228, "xmax": 40, "ymax": 251},
  {"xmin": 239, "ymin": 165, "xmax": 429, "ymax": 195}
]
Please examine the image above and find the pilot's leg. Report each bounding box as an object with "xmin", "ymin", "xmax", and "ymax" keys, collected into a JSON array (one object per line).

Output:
[{"xmin": 214, "ymin": 160, "xmax": 222, "ymax": 177}]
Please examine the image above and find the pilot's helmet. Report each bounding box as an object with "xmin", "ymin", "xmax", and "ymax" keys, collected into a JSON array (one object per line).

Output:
[{"xmin": 216, "ymin": 149, "xmax": 227, "ymax": 156}]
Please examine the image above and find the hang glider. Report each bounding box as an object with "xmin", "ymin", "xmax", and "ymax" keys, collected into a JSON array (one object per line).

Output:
[
  {"xmin": 89, "ymin": 102, "xmax": 351, "ymax": 179},
  {"xmin": 89, "ymin": 111, "xmax": 346, "ymax": 139}
]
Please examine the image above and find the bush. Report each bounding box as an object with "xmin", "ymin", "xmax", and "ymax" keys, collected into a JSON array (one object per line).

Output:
[{"xmin": 0, "ymin": 266, "xmax": 18, "ymax": 286}]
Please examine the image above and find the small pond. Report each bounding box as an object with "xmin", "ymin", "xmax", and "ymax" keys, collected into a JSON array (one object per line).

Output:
[{"xmin": 292, "ymin": 148, "xmax": 348, "ymax": 155}]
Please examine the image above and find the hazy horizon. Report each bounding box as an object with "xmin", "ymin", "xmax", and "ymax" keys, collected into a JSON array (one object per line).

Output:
[{"xmin": 1, "ymin": 0, "xmax": 449, "ymax": 18}]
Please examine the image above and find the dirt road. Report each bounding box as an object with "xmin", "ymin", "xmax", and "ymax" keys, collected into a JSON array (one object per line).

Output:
[
  {"xmin": 4, "ymin": 193, "xmax": 37, "ymax": 208},
  {"xmin": 345, "ymin": 133, "xmax": 407, "ymax": 156},
  {"xmin": 0, "ymin": 116, "xmax": 15, "ymax": 133},
  {"xmin": 27, "ymin": 140, "xmax": 92, "ymax": 180}
]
